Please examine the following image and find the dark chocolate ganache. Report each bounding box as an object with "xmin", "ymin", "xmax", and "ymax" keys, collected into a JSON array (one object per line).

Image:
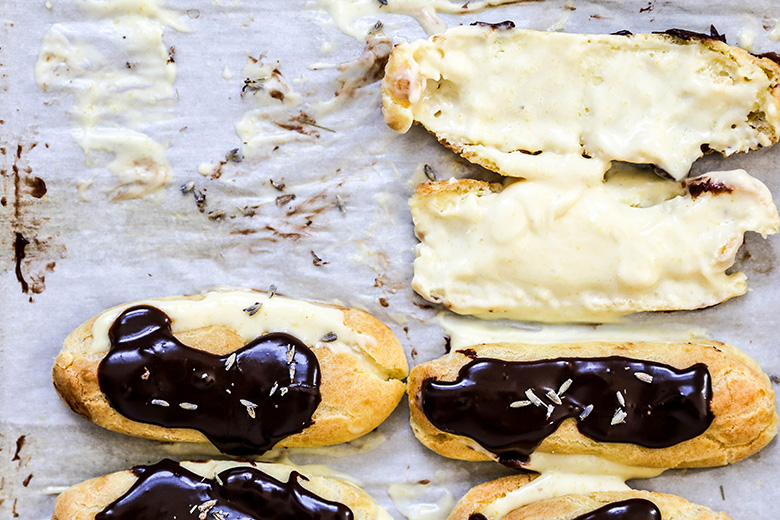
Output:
[
  {"xmin": 572, "ymin": 499, "xmax": 662, "ymax": 520},
  {"xmin": 96, "ymin": 459, "xmax": 354, "ymax": 520},
  {"xmin": 421, "ymin": 356, "xmax": 713, "ymax": 466},
  {"xmin": 98, "ymin": 305, "xmax": 321, "ymax": 455},
  {"xmin": 466, "ymin": 498, "xmax": 661, "ymax": 520}
]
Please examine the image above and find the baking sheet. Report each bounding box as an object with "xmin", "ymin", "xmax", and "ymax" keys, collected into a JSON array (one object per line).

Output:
[{"xmin": 2, "ymin": 0, "xmax": 780, "ymax": 518}]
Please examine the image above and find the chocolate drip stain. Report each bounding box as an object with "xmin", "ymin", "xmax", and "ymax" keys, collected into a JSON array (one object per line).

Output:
[
  {"xmin": 13, "ymin": 232, "xmax": 29, "ymax": 293},
  {"xmin": 421, "ymin": 356, "xmax": 713, "ymax": 463},
  {"xmin": 12, "ymin": 435, "xmax": 26, "ymax": 461},
  {"xmin": 97, "ymin": 459, "xmax": 353, "ymax": 520},
  {"xmin": 24, "ymin": 176, "xmax": 46, "ymax": 198},
  {"xmin": 573, "ymin": 499, "xmax": 662, "ymax": 520},
  {"xmin": 98, "ymin": 306, "xmax": 321, "ymax": 454}
]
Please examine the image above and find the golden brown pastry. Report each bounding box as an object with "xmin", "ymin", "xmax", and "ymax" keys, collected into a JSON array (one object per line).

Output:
[
  {"xmin": 53, "ymin": 289, "xmax": 408, "ymax": 454},
  {"xmin": 53, "ymin": 459, "xmax": 393, "ymax": 519},
  {"xmin": 383, "ymin": 25, "xmax": 780, "ymax": 183},
  {"xmin": 449, "ymin": 475, "xmax": 730, "ymax": 520},
  {"xmin": 408, "ymin": 340, "xmax": 777, "ymax": 469}
]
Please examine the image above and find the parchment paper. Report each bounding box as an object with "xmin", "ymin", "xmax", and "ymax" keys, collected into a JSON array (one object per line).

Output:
[{"xmin": 2, "ymin": 0, "xmax": 780, "ymax": 518}]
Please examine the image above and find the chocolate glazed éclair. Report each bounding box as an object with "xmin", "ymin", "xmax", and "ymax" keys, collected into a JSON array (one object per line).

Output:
[
  {"xmin": 97, "ymin": 305, "xmax": 321, "ymax": 455},
  {"xmin": 96, "ymin": 459, "xmax": 354, "ymax": 520},
  {"xmin": 420, "ymin": 356, "xmax": 713, "ymax": 467}
]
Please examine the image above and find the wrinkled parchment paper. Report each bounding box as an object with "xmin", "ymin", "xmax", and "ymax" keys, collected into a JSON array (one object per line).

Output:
[{"xmin": 2, "ymin": 0, "xmax": 780, "ymax": 518}]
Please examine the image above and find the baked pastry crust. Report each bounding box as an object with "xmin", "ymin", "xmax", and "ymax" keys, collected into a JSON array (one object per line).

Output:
[
  {"xmin": 52, "ymin": 291, "xmax": 408, "ymax": 450},
  {"xmin": 449, "ymin": 478, "xmax": 731, "ymax": 520},
  {"xmin": 52, "ymin": 460, "xmax": 393, "ymax": 520},
  {"xmin": 408, "ymin": 340, "xmax": 777, "ymax": 469},
  {"xmin": 382, "ymin": 27, "xmax": 780, "ymax": 182}
]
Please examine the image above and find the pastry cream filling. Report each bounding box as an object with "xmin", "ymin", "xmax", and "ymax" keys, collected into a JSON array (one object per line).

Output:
[
  {"xmin": 35, "ymin": 0, "xmax": 188, "ymax": 199},
  {"xmin": 411, "ymin": 168, "xmax": 779, "ymax": 323},
  {"xmin": 478, "ymin": 454, "xmax": 664, "ymax": 519},
  {"xmin": 383, "ymin": 27, "xmax": 780, "ymax": 182},
  {"xmin": 436, "ymin": 313, "xmax": 707, "ymax": 350},
  {"xmin": 89, "ymin": 289, "xmax": 384, "ymax": 377}
]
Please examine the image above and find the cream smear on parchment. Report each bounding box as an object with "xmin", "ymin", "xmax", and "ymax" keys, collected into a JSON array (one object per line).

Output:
[
  {"xmin": 35, "ymin": 0, "xmax": 190, "ymax": 200},
  {"xmin": 204, "ymin": 24, "xmax": 392, "ymax": 167},
  {"xmin": 308, "ymin": 0, "xmax": 524, "ymax": 38},
  {"xmin": 388, "ymin": 476, "xmax": 455, "ymax": 520}
]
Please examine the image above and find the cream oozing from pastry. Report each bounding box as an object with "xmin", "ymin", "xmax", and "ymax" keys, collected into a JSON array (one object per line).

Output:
[
  {"xmin": 477, "ymin": 454, "xmax": 664, "ymax": 519},
  {"xmin": 89, "ymin": 289, "xmax": 384, "ymax": 376},
  {"xmin": 436, "ymin": 313, "xmax": 708, "ymax": 351},
  {"xmin": 411, "ymin": 168, "xmax": 779, "ymax": 323},
  {"xmin": 383, "ymin": 27, "xmax": 780, "ymax": 182},
  {"xmin": 35, "ymin": 0, "xmax": 188, "ymax": 199}
]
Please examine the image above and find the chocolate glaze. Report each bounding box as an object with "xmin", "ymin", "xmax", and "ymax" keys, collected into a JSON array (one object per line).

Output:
[
  {"xmin": 98, "ymin": 306, "xmax": 321, "ymax": 454},
  {"xmin": 420, "ymin": 356, "xmax": 713, "ymax": 465},
  {"xmin": 471, "ymin": 21, "xmax": 516, "ymax": 30},
  {"xmin": 467, "ymin": 499, "xmax": 660, "ymax": 520},
  {"xmin": 655, "ymin": 25, "xmax": 726, "ymax": 43},
  {"xmin": 573, "ymin": 499, "xmax": 662, "ymax": 520},
  {"xmin": 96, "ymin": 459, "xmax": 354, "ymax": 520},
  {"xmin": 757, "ymin": 52, "xmax": 780, "ymax": 66}
]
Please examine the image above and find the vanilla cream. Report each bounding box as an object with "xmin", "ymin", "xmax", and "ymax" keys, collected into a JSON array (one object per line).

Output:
[
  {"xmin": 388, "ymin": 480, "xmax": 455, "ymax": 520},
  {"xmin": 411, "ymin": 168, "xmax": 779, "ymax": 323},
  {"xmin": 436, "ymin": 313, "xmax": 708, "ymax": 350}
]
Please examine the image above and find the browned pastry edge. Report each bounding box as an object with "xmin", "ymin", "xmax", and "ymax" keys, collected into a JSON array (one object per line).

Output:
[
  {"xmin": 408, "ymin": 340, "xmax": 777, "ymax": 469},
  {"xmin": 52, "ymin": 460, "xmax": 391, "ymax": 520},
  {"xmin": 449, "ymin": 478, "xmax": 731, "ymax": 520},
  {"xmin": 52, "ymin": 293, "xmax": 408, "ymax": 450}
]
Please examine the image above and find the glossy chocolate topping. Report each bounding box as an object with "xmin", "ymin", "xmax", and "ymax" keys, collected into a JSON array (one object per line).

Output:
[
  {"xmin": 421, "ymin": 356, "xmax": 713, "ymax": 466},
  {"xmin": 98, "ymin": 305, "xmax": 321, "ymax": 454},
  {"xmin": 466, "ymin": 498, "xmax": 661, "ymax": 520},
  {"xmin": 96, "ymin": 459, "xmax": 354, "ymax": 520},
  {"xmin": 657, "ymin": 25, "xmax": 726, "ymax": 43},
  {"xmin": 572, "ymin": 499, "xmax": 662, "ymax": 520}
]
